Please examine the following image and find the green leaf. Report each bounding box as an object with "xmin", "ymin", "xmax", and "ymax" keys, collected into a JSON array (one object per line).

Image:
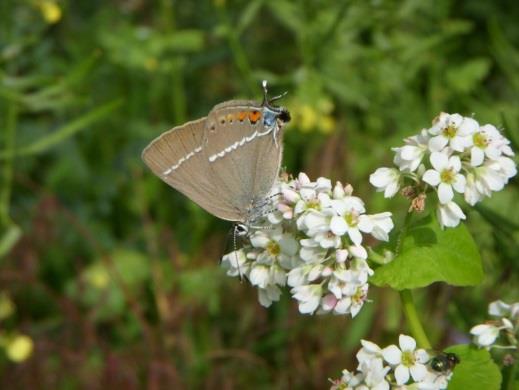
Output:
[
  {"xmin": 0, "ymin": 224, "xmax": 21, "ymax": 259},
  {"xmin": 371, "ymin": 214, "xmax": 483, "ymax": 290},
  {"xmin": 111, "ymin": 249, "xmax": 150, "ymax": 287},
  {"xmin": 445, "ymin": 344, "xmax": 501, "ymax": 390},
  {"xmin": 0, "ymin": 99, "xmax": 122, "ymax": 159},
  {"xmin": 164, "ymin": 30, "xmax": 204, "ymax": 52},
  {"xmin": 237, "ymin": 0, "xmax": 264, "ymax": 35},
  {"xmin": 446, "ymin": 58, "xmax": 492, "ymax": 93}
]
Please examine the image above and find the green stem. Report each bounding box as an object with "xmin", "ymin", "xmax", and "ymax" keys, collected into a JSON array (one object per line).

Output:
[
  {"xmin": 503, "ymin": 356, "xmax": 518, "ymax": 390},
  {"xmin": 399, "ymin": 289, "xmax": 432, "ymax": 349},
  {"xmin": 397, "ymin": 212, "xmax": 431, "ymax": 349},
  {"xmin": 158, "ymin": 0, "xmax": 186, "ymax": 124},
  {"xmin": 218, "ymin": 5, "xmax": 255, "ymax": 94},
  {"xmin": 0, "ymin": 101, "xmax": 18, "ymax": 227}
]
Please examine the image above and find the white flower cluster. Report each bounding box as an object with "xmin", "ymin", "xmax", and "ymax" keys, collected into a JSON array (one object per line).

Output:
[
  {"xmin": 330, "ymin": 335, "xmax": 454, "ymax": 390},
  {"xmin": 370, "ymin": 113, "xmax": 517, "ymax": 228},
  {"xmin": 470, "ymin": 300, "xmax": 519, "ymax": 350},
  {"xmin": 221, "ymin": 173, "xmax": 393, "ymax": 317}
]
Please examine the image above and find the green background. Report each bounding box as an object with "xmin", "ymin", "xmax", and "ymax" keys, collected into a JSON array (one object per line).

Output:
[{"xmin": 1, "ymin": 0, "xmax": 518, "ymax": 388}]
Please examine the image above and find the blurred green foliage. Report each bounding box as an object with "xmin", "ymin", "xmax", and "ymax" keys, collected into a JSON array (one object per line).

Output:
[{"xmin": 0, "ymin": 0, "xmax": 518, "ymax": 388}]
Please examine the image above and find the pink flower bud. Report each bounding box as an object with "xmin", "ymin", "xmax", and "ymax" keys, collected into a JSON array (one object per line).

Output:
[
  {"xmin": 282, "ymin": 188, "xmax": 300, "ymax": 203},
  {"xmin": 335, "ymin": 249, "xmax": 349, "ymax": 263}
]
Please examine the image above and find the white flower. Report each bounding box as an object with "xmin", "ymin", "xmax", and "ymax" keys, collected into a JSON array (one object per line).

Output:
[
  {"xmin": 382, "ymin": 334, "xmax": 429, "ymax": 385},
  {"xmin": 348, "ymin": 284, "xmax": 369, "ymax": 317},
  {"xmin": 221, "ymin": 250, "xmax": 250, "ymax": 278},
  {"xmin": 469, "ymin": 124, "xmax": 503, "ymax": 166},
  {"xmin": 302, "ymin": 209, "xmax": 342, "ymax": 248},
  {"xmin": 358, "ymin": 358, "xmax": 391, "ymax": 390},
  {"xmin": 463, "ymin": 157, "xmax": 516, "ymax": 205},
  {"xmin": 470, "ymin": 323, "xmax": 501, "ymax": 347},
  {"xmin": 422, "ymin": 152, "xmax": 466, "ymax": 204},
  {"xmin": 329, "ymin": 198, "xmax": 372, "ymax": 245},
  {"xmin": 287, "ymin": 265, "xmax": 310, "ymax": 287},
  {"xmin": 367, "ymin": 212, "xmax": 394, "ymax": 241},
  {"xmin": 370, "ymin": 168, "xmax": 401, "ymax": 198},
  {"xmin": 294, "ymin": 177, "xmax": 332, "ymax": 215},
  {"xmin": 298, "ymin": 238, "xmax": 327, "ymax": 263},
  {"xmin": 356, "ymin": 340, "xmax": 383, "ymax": 365},
  {"xmin": 417, "ymin": 368, "xmax": 451, "ymax": 390},
  {"xmin": 428, "ymin": 113, "xmax": 475, "ymax": 152},
  {"xmin": 393, "ymin": 129, "xmax": 430, "ymax": 172},
  {"xmin": 463, "ymin": 172, "xmax": 485, "ymax": 206},
  {"xmin": 437, "ymin": 201, "xmax": 466, "ymax": 228},
  {"xmin": 221, "ymin": 172, "xmax": 393, "ymax": 318},
  {"xmin": 251, "ymin": 229, "xmax": 299, "ymax": 265},
  {"xmin": 331, "ymin": 369, "xmax": 364, "ymax": 390},
  {"xmin": 249, "ymin": 265, "xmax": 272, "ymax": 288},
  {"xmin": 495, "ymin": 156, "xmax": 517, "ymax": 180},
  {"xmin": 348, "ymin": 245, "xmax": 368, "ymax": 260},
  {"xmin": 257, "ymin": 285, "xmax": 282, "ymax": 307},
  {"xmin": 489, "ymin": 300, "xmax": 519, "ymax": 319},
  {"xmin": 291, "ymin": 284, "xmax": 322, "ymax": 314},
  {"xmin": 488, "ymin": 300, "xmax": 511, "ymax": 317}
]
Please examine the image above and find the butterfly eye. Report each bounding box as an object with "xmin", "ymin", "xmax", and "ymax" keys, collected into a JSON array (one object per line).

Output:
[{"xmin": 235, "ymin": 224, "xmax": 249, "ymax": 236}]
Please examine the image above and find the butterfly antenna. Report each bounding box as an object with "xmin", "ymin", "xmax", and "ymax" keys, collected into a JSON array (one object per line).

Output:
[
  {"xmin": 261, "ymin": 80, "xmax": 269, "ymax": 105},
  {"xmin": 269, "ymin": 91, "xmax": 288, "ymax": 104}
]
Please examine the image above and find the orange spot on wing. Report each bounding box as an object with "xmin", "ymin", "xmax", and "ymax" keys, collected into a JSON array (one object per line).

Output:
[
  {"xmin": 238, "ymin": 112, "xmax": 247, "ymax": 121},
  {"xmin": 249, "ymin": 110, "xmax": 261, "ymax": 124}
]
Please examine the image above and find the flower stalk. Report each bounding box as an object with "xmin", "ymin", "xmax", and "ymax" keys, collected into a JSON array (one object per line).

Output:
[{"xmin": 400, "ymin": 289, "xmax": 432, "ymax": 350}]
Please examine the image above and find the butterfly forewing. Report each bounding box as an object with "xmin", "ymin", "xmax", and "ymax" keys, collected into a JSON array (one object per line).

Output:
[
  {"xmin": 142, "ymin": 118, "xmax": 239, "ymax": 220},
  {"xmin": 203, "ymin": 100, "xmax": 283, "ymax": 222}
]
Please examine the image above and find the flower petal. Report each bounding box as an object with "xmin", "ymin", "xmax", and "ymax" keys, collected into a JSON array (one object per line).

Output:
[
  {"xmin": 438, "ymin": 182, "xmax": 454, "ymax": 204},
  {"xmin": 394, "ymin": 365, "xmax": 410, "ymax": 385},
  {"xmin": 399, "ymin": 334, "xmax": 416, "ymax": 351},
  {"xmin": 459, "ymin": 117, "xmax": 478, "ymax": 136},
  {"xmin": 428, "ymin": 136, "xmax": 448, "ymax": 152},
  {"xmin": 382, "ymin": 345, "xmax": 402, "ymax": 365},
  {"xmin": 452, "ymin": 174, "xmax": 466, "ymax": 193},
  {"xmin": 422, "ymin": 170, "xmax": 441, "ymax": 186},
  {"xmin": 330, "ymin": 216, "xmax": 348, "ymax": 236},
  {"xmin": 348, "ymin": 228, "xmax": 363, "ymax": 246},
  {"xmin": 471, "ymin": 147, "xmax": 485, "ymax": 167},
  {"xmin": 449, "ymin": 155, "xmax": 461, "ymax": 172},
  {"xmin": 410, "ymin": 363, "xmax": 427, "ymax": 382},
  {"xmin": 430, "ymin": 152, "xmax": 448, "ymax": 171}
]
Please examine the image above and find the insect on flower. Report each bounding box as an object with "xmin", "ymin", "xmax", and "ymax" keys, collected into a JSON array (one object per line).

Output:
[{"xmin": 430, "ymin": 352, "xmax": 460, "ymax": 374}]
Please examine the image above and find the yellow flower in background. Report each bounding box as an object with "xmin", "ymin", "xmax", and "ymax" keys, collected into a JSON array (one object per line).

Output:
[
  {"xmin": 289, "ymin": 97, "xmax": 336, "ymax": 134},
  {"xmin": 298, "ymin": 104, "xmax": 318, "ymax": 132},
  {"xmin": 5, "ymin": 335, "xmax": 34, "ymax": 363},
  {"xmin": 0, "ymin": 293, "xmax": 15, "ymax": 320},
  {"xmin": 37, "ymin": 0, "xmax": 62, "ymax": 24},
  {"xmin": 145, "ymin": 57, "xmax": 159, "ymax": 72},
  {"xmin": 85, "ymin": 263, "xmax": 110, "ymax": 289},
  {"xmin": 319, "ymin": 116, "xmax": 336, "ymax": 134}
]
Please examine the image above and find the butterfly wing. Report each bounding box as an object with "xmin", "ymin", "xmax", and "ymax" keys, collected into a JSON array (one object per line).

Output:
[
  {"xmin": 203, "ymin": 100, "xmax": 285, "ymax": 221},
  {"xmin": 141, "ymin": 117, "xmax": 242, "ymax": 221}
]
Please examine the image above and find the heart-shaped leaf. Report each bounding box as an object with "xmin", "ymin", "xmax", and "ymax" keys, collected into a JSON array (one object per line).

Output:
[{"xmin": 371, "ymin": 214, "xmax": 483, "ymax": 290}]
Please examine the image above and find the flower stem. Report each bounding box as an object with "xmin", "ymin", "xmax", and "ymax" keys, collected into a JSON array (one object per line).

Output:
[
  {"xmin": 503, "ymin": 356, "xmax": 518, "ymax": 390},
  {"xmin": 0, "ymin": 101, "xmax": 18, "ymax": 227},
  {"xmin": 400, "ymin": 289, "xmax": 432, "ymax": 349},
  {"xmin": 396, "ymin": 212, "xmax": 431, "ymax": 349}
]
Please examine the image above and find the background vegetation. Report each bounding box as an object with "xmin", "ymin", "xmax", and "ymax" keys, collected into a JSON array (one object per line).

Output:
[{"xmin": 1, "ymin": 0, "xmax": 518, "ymax": 388}]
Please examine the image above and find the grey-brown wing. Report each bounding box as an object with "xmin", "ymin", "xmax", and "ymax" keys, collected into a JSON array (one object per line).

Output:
[
  {"xmin": 141, "ymin": 118, "xmax": 242, "ymax": 221},
  {"xmin": 203, "ymin": 102, "xmax": 283, "ymax": 221}
]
